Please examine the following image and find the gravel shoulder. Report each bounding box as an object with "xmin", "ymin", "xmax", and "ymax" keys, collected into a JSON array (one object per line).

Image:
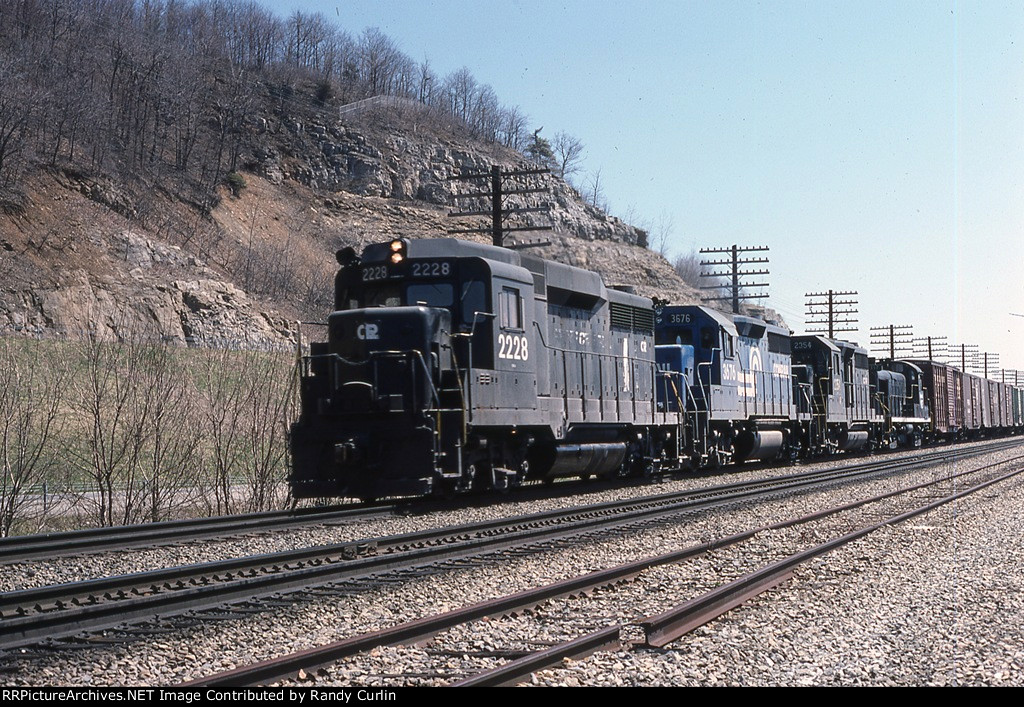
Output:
[
  {"xmin": 5, "ymin": 441, "xmax": 1023, "ymax": 686},
  {"xmin": 533, "ymin": 463, "xmax": 1024, "ymax": 685}
]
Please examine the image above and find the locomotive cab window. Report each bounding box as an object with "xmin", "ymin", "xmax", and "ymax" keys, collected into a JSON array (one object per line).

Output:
[
  {"xmin": 354, "ymin": 286, "xmax": 401, "ymax": 309},
  {"xmin": 407, "ymin": 282, "xmax": 454, "ymax": 308},
  {"xmin": 460, "ymin": 280, "xmax": 487, "ymax": 326},
  {"xmin": 700, "ymin": 326, "xmax": 717, "ymax": 350},
  {"xmin": 499, "ymin": 287, "xmax": 523, "ymax": 330}
]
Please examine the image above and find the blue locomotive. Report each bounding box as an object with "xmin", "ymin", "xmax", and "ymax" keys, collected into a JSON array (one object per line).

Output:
[
  {"xmin": 291, "ymin": 237, "xmax": 1024, "ymax": 500},
  {"xmin": 654, "ymin": 306, "xmax": 795, "ymax": 466}
]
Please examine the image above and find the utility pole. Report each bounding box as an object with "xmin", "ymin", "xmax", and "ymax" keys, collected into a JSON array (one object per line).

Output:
[
  {"xmin": 980, "ymin": 352, "xmax": 999, "ymax": 379},
  {"xmin": 805, "ymin": 290, "xmax": 858, "ymax": 339},
  {"xmin": 955, "ymin": 343, "xmax": 980, "ymax": 372},
  {"xmin": 447, "ymin": 165, "xmax": 552, "ymax": 248},
  {"xmin": 912, "ymin": 335, "xmax": 948, "ymax": 363},
  {"xmin": 699, "ymin": 244, "xmax": 770, "ymax": 314},
  {"xmin": 869, "ymin": 324, "xmax": 914, "ymax": 359}
]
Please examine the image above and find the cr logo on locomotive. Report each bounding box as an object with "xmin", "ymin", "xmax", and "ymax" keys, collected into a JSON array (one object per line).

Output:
[{"xmin": 357, "ymin": 323, "xmax": 380, "ymax": 340}]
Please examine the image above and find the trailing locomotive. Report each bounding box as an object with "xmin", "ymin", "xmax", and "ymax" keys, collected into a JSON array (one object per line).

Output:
[{"xmin": 290, "ymin": 236, "xmax": 1024, "ymax": 500}]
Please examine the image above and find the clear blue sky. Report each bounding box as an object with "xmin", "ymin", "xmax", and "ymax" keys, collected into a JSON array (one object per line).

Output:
[{"xmin": 270, "ymin": 0, "xmax": 1024, "ymax": 375}]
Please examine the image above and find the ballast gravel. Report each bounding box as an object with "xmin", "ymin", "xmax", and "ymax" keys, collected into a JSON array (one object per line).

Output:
[
  {"xmin": 4, "ymin": 441, "xmax": 1024, "ymax": 686},
  {"xmin": 0, "ymin": 441, "xmax": 1001, "ymax": 593}
]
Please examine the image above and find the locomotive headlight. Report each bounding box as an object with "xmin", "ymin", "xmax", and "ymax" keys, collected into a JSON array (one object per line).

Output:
[{"xmin": 389, "ymin": 238, "xmax": 407, "ymax": 264}]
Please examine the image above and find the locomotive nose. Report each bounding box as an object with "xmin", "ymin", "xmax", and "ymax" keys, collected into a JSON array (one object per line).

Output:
[{"xmin": 334, "ymin": 439, "xmax": 362, "ymax": 465}]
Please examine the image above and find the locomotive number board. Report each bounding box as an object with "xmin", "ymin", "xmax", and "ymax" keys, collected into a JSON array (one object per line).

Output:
[{"xmin": 361, "ymin": 260, "xmax": 454, "ymax": 282}]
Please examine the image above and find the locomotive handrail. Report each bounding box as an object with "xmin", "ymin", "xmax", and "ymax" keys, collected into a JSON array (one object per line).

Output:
[
  {"xmin": 442, "ymin": 333, "xmax": 469, "ymax": 444},
  {"xmin": 657, "ymin": 370, "xmax": 688, "ymax": 416}
]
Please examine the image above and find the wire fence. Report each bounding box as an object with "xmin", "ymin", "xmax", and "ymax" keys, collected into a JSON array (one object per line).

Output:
[{"xmin": 337, "ymin": 94, "xmax": 432, "ymax": 118}]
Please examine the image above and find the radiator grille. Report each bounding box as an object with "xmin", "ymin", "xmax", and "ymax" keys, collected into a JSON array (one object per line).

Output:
[{"xmin": 609, "ymin": 302, "xmax": 655, "ymax": 334}]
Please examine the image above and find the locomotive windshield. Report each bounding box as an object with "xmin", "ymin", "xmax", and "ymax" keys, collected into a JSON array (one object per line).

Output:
[
  {"xmin": 407, "ymin": 282, "xmax": 453, "ymax": 307},
  {"xmin": 348, "ymin": 285, "xmax": 401, "ymax": 309},
  {"xmin": 343, "ymin": 278, "xmax": 488, "ymax": 330}
]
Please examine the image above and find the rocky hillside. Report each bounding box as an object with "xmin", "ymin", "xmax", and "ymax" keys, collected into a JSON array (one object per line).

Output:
[{"xmin": 0, "ymin": 100, "xmax": 702, "ymax": 345}]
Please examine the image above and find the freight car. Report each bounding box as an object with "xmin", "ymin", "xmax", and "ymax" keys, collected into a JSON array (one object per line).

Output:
[
  {"xmin": 904, "ymin": 359, "xmax": 1021, "ymax": 440},
  {"xmin": 291, "ymin": 236, "xmax": 1023, "ymax": 500}
]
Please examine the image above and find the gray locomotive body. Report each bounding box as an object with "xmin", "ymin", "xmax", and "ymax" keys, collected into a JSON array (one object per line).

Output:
[{"xmin": 290, "ymin": 238, "xmax": 686, "ymax": 500}]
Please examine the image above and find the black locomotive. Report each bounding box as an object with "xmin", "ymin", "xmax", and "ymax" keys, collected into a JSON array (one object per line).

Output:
[
  {"xmin": 290, "ymin": 236, "xmax": 1023, "ymax": 500},
  {"xmin": 291, "ymin": 237, "xmax": 681, "ymax": 499}
]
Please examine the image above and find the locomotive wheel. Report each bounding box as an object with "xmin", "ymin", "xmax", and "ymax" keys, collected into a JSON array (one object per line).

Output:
[{"xmin": 461, "ymin": 460, "xmax": 492, "ymax": 494}]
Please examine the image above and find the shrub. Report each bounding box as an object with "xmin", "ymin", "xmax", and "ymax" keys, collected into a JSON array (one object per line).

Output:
[{"xmin": 225, "ymin": 171, "xmax": 247, "ymax": 198}]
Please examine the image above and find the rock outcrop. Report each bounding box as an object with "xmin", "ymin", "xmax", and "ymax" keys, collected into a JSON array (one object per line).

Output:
[{"xmin": 0, "ymin": 104, "xmax": 707, "ymax": 346}]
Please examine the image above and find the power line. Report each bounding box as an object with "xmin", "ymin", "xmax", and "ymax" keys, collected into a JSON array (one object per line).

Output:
[
  {"xmin": 447, "ymin": 166, "xmax": 552, "ymax": 247},
  {"xmin": 912, "ymin": 335, "xmax": 948, "ymax": 363},
  {"xmin": 952, "ymin": 343, "xmax": 980, "ymax": 372},
  {"xmin": 869, "ymin": 324, "xmax": 913, "ymax": 359}
]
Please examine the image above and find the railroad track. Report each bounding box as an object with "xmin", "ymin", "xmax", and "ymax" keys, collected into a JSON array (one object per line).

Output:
[
  {"xmin": 0, "ymin": 503, "xmax": 398, "ymax": 565},
  {"xmin": 180, "ymin": 448, "xmax": 1024, "ymax": 686},
  {"xmin": 2, "ymin": 439, "xmax": 1018, "ymax": 658},
  {"xmin": 1, "ymin": 439, "xmax": 1008, "ymax": 565}
]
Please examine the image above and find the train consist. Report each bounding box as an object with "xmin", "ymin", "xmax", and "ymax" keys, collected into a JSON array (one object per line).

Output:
[{"xmin": 289, "ymin": 237, "xmax": 1024, "ymax": 500}]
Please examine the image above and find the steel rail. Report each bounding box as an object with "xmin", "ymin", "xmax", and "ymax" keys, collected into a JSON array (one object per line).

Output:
[
  {"xmin": 3, "ymin": 440, "xmax": 1002, "ymax": 608},
  {"xmin": 452, "ymin": 458, "xmax": 1024, "ymax": 686},
  {"xmin": 1, "ymin": 441, "xmax": 1017, "ymax": 655},
  {"xmin": 182, "ymin": 450, "xmax": 1024, "ymax": 687},
  {"xmin": 3, "ymin": 438, "xmax": 1014, "ymax": 565},
  {"xmin": 0, "ymin": 503, "xmax": 398, "ymax": 564},
  {"xmin": 639, "ymin": 461, "xmax": 1024, "ymax": 647}
]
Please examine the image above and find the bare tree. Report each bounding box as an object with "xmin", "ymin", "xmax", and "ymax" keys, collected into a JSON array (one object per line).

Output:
[
  {"xmin": 241, "ymin": 352, "xmax": 294, "ymax": 511},
  {"xmin": 359, "ymin": 26, "xmax": 401, "ymax": 95},
  {"xmin": 498, "ymin": 105, "xmax": 528, "ymax": 150},
  {"xmin": 552, "ymin": 131, "xmax": 585, "ymax": 181},
  {"xmin": 0, "ymin": 60, "xmax": 40, "ymax": 187},
  {"xmin": 0, "ymin": 339, "xmax": 69, "ymax": 536},
  {"xmin": 417, "ymin": 58, "xmax": 436, "ymax": 103},
  {"xmin": 585, "ymin": 168, "xmax": 608, "ymax": 211},
  {"xmin": 198, "ymin": 347, "xmax": 251, "ymax": 515},
  {"xmin": 650, "ymin": 211, "xmax": 675, "ymax": 257},
  {"xmin": 195, "ymin": 346, "xmax": 294, "ymax": 514},
  {"xmin": 70, "ymin": 335, "xmax": 157, "ymax": 527},
  {"xmin": 443, "ymin": 67, "xmax": 478, "ymax": 123},
  {"xmin": 673, "ymin": 249, "xmax": 703, "ymax": 289},
  {"xmin": 136, "ymin": 344, "xmax": 205, "ymax": 523}
]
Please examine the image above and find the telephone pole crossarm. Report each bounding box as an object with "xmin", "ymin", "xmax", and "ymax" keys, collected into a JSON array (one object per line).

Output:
[
  {"xmin": 699, "ymin": 244, "xmax": 771, "ymax": 314},
  {"xmin": 447, "ymin": 165, "xmax": 552, "ymax": 247},
  {"xmin": 805, "ymin": 290, "xmax": 859, "ymax": 339}
]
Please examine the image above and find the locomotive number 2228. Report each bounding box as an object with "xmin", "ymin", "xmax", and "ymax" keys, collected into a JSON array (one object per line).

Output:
[{"xmin": 497, "ymin": 333, "xmax": 529, "ymax": 361}]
